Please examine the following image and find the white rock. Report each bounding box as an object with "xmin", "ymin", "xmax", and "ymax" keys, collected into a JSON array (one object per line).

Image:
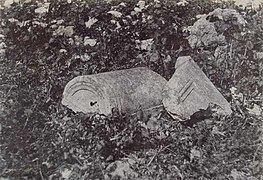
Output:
[
  {"xmin": 50, "ymin": 24, "xmax": 57, "ymax": 29},
  {"xmin": 230, "ymin": 87, "xmax": 243, "ymax": 100},
  {"xmin": 207, "ymin": 8, "xmax": 247, "ymax": 25},
  {"xmin": 84, "ymin": 37, "xmax": 97, "ymax": 46},
  {"xmin": 68, "ymin": 38, "xmax": 74, "ymax": 45},
  {"xmin": 61, "ymin": 168, "xmax": 72, "ymax": 180},
  {"xmin": 247, "ymin": 104, "xmax": 262, "ymax": 116},
  {"xmin": 80, "ymin": 53, "xmax": 91, "ymax": 62},
  {"xmin": 34, "ymin": 3, "xmax": 50, "ymax": 14},
  {"xmin": 0, "ymin": 49, "xmax": 5, "ymax": 56},
  {"xmin": 7, "ymin": 18, "xmax": 24, "ymax": 27},
  {"xmin": 140, "ymin": 38, "xmax": 154, "ymax": 51},
  {"xmin": 132, "ymin": 19, "xmax": 138, "ymax": 25},
  {"xmin": 32, "ymin": 21, "xmax": 48, "ymax": 27},
  {"xmin": 74, "ymin": 35, "xmax": 83, "ymax": 46},
  {"xmin": 230, "ymin": 169, "xmax": 246, "ymax": 180},
  {"xmin": 196, "ymin": 14, "xmax": 206, "ymax": 19},
  {"xmin": 188, "ymin": 8, "xmax": 246, "ymax": 49},
  {"xmin": 63, "ymin": 26, "xmax": 74, "ymax": 37},
  {"xmin": 133, "ymin": 1, "xmax": 146, "ymax": 13},
  {"xmin": 177, "ymin": 0, "xmax": 189, "ymax": 6},
  {"xmin": 42, "ymin": 161, "xmax": 51, "ymax": 168},
  {"xmin": 134, "ymin": 7, "xmax": 142, "ymax": 13},
  {"xmin": 116, "ymin": 21, "xmax": 121, "ymax": 29},
  {"xmin": 35, "ymin": 7, "xmax": 48, "ymax": 14},
  {"xmin": 163, "ymin": 56, "xmax": 232, "ymax": 120},
  {"xmin": 85, "ymin": 17, "xmax": 98, "ymax": 28},
  {"xmin": 254, "ymin": 51, "xmax": 263, "ymax": 59},
  {"xmin": 50, "ymin": 19, "xmax": 57, "ymax": 24},
  {"xmin": 105, "ymin": 158, "xmax": 138, "ymax": 180},
  {"xmin": 8, "ymin": 18, "xmax": 19, "ymax": 23},
  {"xmin": 72, "ymin": 54, "xmax": 80, "ymax": 60},
  {"xmin": 107, "ymin": 10, "xmax": 122, "ymax": 18},
  {"xmin": 187, "ymin": 17, "xmax": 226, "ymax": 49},
  {"xmin": 0, "ymin": 42, "xmax": 7, "ymax": 49},
  {"xmin": 4, "ymin": 0, "xmax": 19, "ymax": 7},
  {"xmin": 118, "ymin": 2, "xmax": 126, "ymax": 7},
  {"xmin": 147, "ymin": 15, "xmax": 153, "ymax": 20},
  {"xmin": 53, "ymin": 26, "xmax": 74, "ymax": 37},
  {"xmin": 59, "ymin": 49, "xmax": 67, "ymax": 53},
  {"xmin": 105, "ymin": 0, "xmax": 113, "ymax": 3},
  {"xmin": 137, "ymin": 0, "xmax": 146, "ymax": 9},
  {"xmin": 190, "ymin": 147, "xmax": 201, "ymax": 162},
  {"xmin": 57, "ymin": 19, "xmax": 64, "ymax": 25}
]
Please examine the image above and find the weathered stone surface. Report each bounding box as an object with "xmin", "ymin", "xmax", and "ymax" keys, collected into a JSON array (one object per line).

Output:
[
  {"xmin": 162, "ymin": 56, "xmax": 232, "ymax": 121},
  {"xmin": 105, "ymin": 158, "xmax": 138, "ymax": 180},
  {"xmin": 62, "ymin": 67, "xmax": 167, "ymax": 115},
  {"xmin": 187, "ymin": 8, "xmax": 246, "ymax": 49}
]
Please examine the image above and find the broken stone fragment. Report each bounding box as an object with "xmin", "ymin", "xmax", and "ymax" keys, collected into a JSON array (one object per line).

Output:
[
  {"xmin": 187, "ymin": 8, "xmax": 246, "ymax": 49},
  {"xmin": 162, "ymin": 56, "xmax": 232, "ymax": 121},
  {"xmin": 105, "ymin": 158, "xmax": 138, "ymax": 180},
  {"xmin": 85, "ymin": 17, "xmax": 98, "ymax": 28},
  {"xmin": 62, "ymin": 67, "xmax": 167, "ymax": 115}
]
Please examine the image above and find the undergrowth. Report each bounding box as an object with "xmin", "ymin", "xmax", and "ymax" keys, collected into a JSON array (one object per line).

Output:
[{"xmin": 0, "ymin": 0, "xmax": 262, "ymax": 179}]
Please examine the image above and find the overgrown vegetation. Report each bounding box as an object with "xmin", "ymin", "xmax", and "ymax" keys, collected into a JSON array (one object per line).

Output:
[{"xmin": 0, "ymin": 0, "xmax": 262, "ymax": 179}]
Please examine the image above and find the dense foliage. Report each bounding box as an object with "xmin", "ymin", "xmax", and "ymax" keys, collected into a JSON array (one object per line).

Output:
[{"xmin": 0, "ymin": 0, "xmax": 262, "ymax": 179}]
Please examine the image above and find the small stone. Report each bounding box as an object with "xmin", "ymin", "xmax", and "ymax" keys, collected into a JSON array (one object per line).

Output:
[
  {"xmin": 134, "ymin": 7, "xmax": 142, "ymax": 13},
  {"xmin": 254, "ymin": 51, "xmax": 263, "ymax": 59},
  {"xmin": 162, "ymin": 56, "xmax": 232, "ymax": 121},
  {"xmin": 105, "ymin": 158, "xmax": 138, "ymax": 180},
  {"xmin": 57, "ymin": 19, "xmax": 64, "ymax": 25},
  {"xmin": 149, "ymin": 52, "xmax": 159, "ymax": 62},
  {"xmin": 59, "ymin": 49, "xmax": 67, "ymax": 53},
  {"xmin": 137, "ymin": 1, "xmax": 146, "ymax": 9},
  {"xmin": 4, "ymin": 0, "xmax": 19, "ymax": 7},
  {"xmin": 53, "ymin": 26, "xmax": 74, "ymax": 37},
  {"xmin": 107, "ymin": 10, "xmax": 122, "ymax": 18},
  {"xmin": 118, "ymin": 2, "xmax": 126, "ymax": 7},
  {"xmin": 177, "ymin": 0, "xmax": 189, "ymax": 6},
  {"xmin": 80, "ymin": 53, "xmax": 91, "ymax": 62},
  {"xmin": 34, "ymin": 3, "xmax": 50, "ymax": 14},
  {"xmin": 247, "ymin": 104, "xmax": 262, "ymax": 116},
  {"xmin": 84, "ymin": 37, "xmax": 97, "ymax": 46},
  {"xmin": 140, "ymin": 38, "xmax": 154, "ymax": 51},
  {"xmin": 85, "ymin": 17, "xmax": 98, "ymax": 28},
  {"xmin": 60, "ymin": 168, "xmax": 72, "ymax": 179},
  {"xmin": 230, "ymin": 169, "xmax": 246, "ymax": 180}
]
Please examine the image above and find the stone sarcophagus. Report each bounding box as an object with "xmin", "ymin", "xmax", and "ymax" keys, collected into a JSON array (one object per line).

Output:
[{"xmin": 62, "ymin": 67, "xmax": 167, "ymax": 115}]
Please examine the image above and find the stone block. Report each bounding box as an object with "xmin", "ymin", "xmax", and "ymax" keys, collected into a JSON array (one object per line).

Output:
[
  {"xmin": 62, "ymin": 67, "xmax": 167, "ymax": 115},
  {"xmin": 162, "ymin": 56, "xmax": 232, "ymax": 120}
]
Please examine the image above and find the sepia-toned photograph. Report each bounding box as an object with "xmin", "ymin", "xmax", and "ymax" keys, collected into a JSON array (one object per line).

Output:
[{"xmin": 0, "ymin": 0, "xmax": 262, "ymax": 179}]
